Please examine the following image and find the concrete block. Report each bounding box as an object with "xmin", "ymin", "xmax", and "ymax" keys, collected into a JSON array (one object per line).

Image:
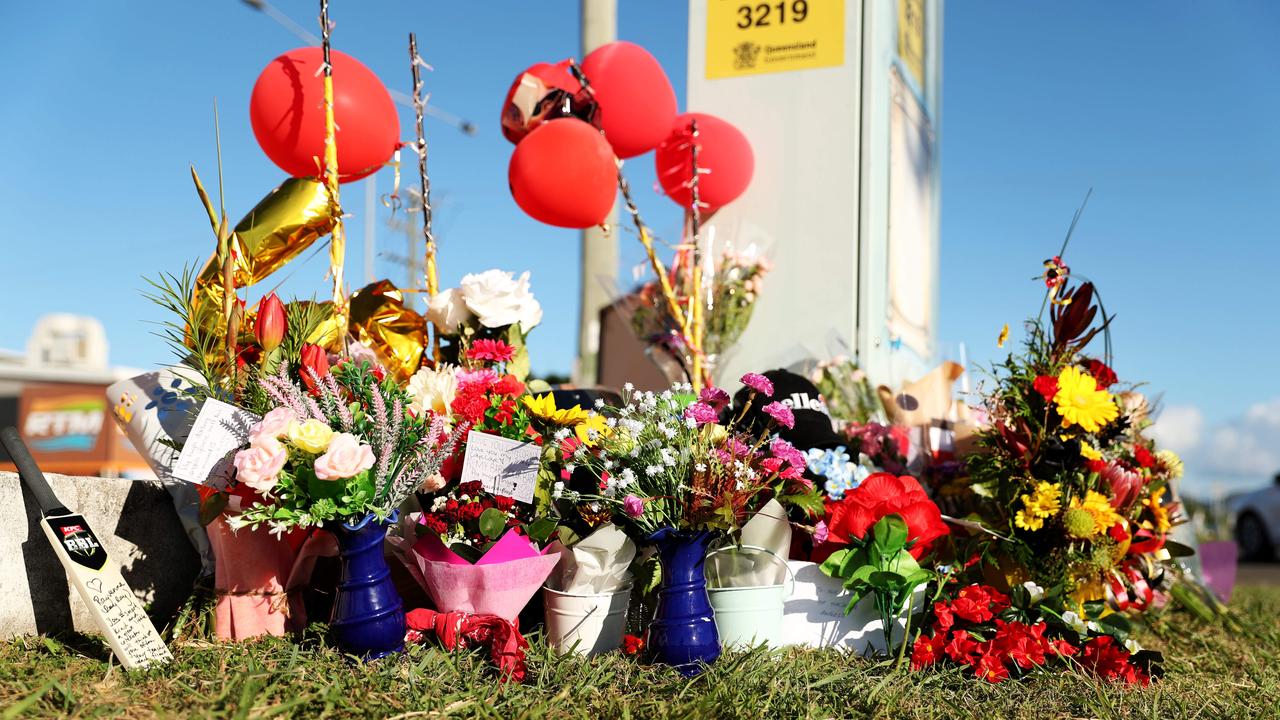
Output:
[{"xmin": 0, "ymin": 472, "xmax": 201, "ymax": 639}]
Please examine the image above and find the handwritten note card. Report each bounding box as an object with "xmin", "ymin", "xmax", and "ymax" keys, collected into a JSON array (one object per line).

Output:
[
  {"xmin": 171, "ymin": 399, "xmax": 259, "ymax": 489},
  {"xmin": 86, "ymin": 575, "xmax": 173, "ymax": 668},
  {"xmin": 459, "ymin": 431, "xmax": 540, "ymax": 504}
]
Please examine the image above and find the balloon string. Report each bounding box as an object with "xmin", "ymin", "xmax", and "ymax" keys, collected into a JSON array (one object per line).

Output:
[
  {"xmin": 319, "ymin": 0, "xmax": 347, "ymax": 333},
  {"xmin": 687, "ymin": 118, "xmax": 707, "ymax": 390},
  {"xmin": 409, "ymin": 32, "xmax": 440, "ymax": 366}
]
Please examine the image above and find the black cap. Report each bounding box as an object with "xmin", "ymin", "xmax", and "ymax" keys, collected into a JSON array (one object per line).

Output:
[{"xmin": 731, "ymin": 369, "xmax": 844, "ymax": 451}]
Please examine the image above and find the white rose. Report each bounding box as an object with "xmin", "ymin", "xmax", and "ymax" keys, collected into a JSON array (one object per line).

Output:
[
  {"xmin": 458, "ymin": 269, "xmax": 543, "ymax": 331},
  {"xmin": 407, "ymin": 364, "xmax": 458, "ymax": 416},
  {"xmin": 425, "ymin": 287, "xmax": 475, "ymax": 334}
]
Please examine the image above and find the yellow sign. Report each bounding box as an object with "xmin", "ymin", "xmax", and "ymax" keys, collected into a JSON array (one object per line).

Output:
[
  {"xmin": 897, "ymin": 0, "xmax": 926, "ymax": 90},
  {"xmin": 706, "ymin": 0, "xmax": 845, "ymax": 79}
]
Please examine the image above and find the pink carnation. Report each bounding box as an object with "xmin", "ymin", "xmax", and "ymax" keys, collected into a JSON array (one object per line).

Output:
[
  {"xmin": 313, "ymin": 432, "xmax": 376, "ymax": 481},
  {"xmin": 770, "ymin": 438, "xmax": 807, "ymax": 469},
  {"xmin": 698, "ymin": 386, "xmax": 730, "ymax": 411},
  {"xmin": 233, "ymin": 443, "xmax": 287, "ymax": 494},
  {"xmin": 683, "ymin": 401, "xmax": 719, "ymax": 425},
  {"xmin": 762, "ymin": 401, "xmax": 795, "ymax": 429},
  {"xmin": 623, "ymin": 494, "xmax": 645, "ymax": 518},
  {"xmin": 740, "ymin": 372, "xmax": 774, "ymax": 397},
  {"xmin": 813, "ymin": 520, "xmax": 829, "ymax": 544}
]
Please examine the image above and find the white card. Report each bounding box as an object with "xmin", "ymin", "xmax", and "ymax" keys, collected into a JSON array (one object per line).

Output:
[
  {"xmin": 459, "ymin": 430, "xmax": 540, "ymax": 504},
  {"xmin": 171, "ymin": 399, "xmax": 260, "ymax": 490}
]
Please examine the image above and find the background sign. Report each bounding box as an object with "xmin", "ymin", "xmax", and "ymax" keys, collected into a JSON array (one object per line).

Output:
[{"xmin": 706, "ymin": 0, "xmax": 845, "ymax": 79}]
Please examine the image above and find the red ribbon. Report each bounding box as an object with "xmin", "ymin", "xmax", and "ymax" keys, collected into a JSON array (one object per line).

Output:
[{"xmin": 404, "ymin": 608, "xmax": 528, "ymax": 683}]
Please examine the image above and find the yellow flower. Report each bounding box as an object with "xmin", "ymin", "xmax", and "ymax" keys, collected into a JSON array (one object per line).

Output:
[
  {"xmin": 1054, "ymin": 366, "xmax": 1119, "ymax": 433},
  {"xmin": 1079, "ymin": 443, "xmax": 1102, "ymax": 462},
  {"xmin": 523, "ymin": 394, "xmax": 589, "ymax": 426},
  {"xmin": 287, "ymin": 419, "xmax": 334, "ymax": 454},
  {"xmin": 997, "ymin": 324, "xmax": 1009, "ymax": 348},
  {"xmin": 1156, "ymin": 449, "xmax": 1184, "ymax": 479},
  {"xmin": 1066, "ymin": 490, "xmax": 1122, "ymax": 538},
  {"xmin": 574, "ymin": 413, "xmax": 611, "ymax": 446},
  {"xmin": 1021, "ymin": 481, "xmax": 1063, "ymax": 519},
  {"xmin": 1143, "ymin": 495, "xmax": 1171, "ymax": 534},
  {"xmin": 1015, "ymin": 509, "xmax": 1044, "ymax": 532}
]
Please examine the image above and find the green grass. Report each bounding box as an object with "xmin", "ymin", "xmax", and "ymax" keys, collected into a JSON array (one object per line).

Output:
[{"xmin": 3, "ymin": 586, "xmax": 1279, "ymax": 720}]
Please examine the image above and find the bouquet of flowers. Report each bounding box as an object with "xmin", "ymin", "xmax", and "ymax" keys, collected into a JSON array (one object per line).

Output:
[
  {"xmin": 567, "ymin": 373, "xmax": 823, "ymax": 537},
  {"xmin": 425, "ymin": 268, "xmax": 544, "ymax": 380},
  {"xmin": 910, "ymin": 581, "xmax": 1158, "ymax": 685},
  {"xmin": 961, "ymin": 262, "xmax": 1184, "ymax": 610},
  {"xmin": 806, "ymin": 422, "xmax": 911, "ymax": 500},
  {"xmin": 809, "ymin": 357, "xmax": 885, "ymax": 425}
]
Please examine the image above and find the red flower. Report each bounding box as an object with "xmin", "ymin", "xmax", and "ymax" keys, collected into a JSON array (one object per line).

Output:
[
  {"xmin": 932, "ymin": 601, "xmax": 955, "ymax": 632},
  {"xmin": 1134, "ymin": 445, "xmax": 1154, "ymax": 468},
  {"xmin": 973, "ymin": 648, "xmax": 1010, "ymax": 683},
  {"xmin": 452, "ymin": 387, "xmax": 493, "ymax": 425},
  {"xmin": 419, "ymin": 514, "xmax": 448, "ymax": 535},
  {"xmin": 494, "ymin": 398, "xmax": 518, "ymax": 426},
  {"xmin": 1081, "ymin": 636, "xmax": 1146, "ymax": 684},
  {"xmin": 943, "ymin": 630, "xmax": 980, "ymax": 665},
  {"xmin": 1047, "ymin": 637, "xmax": 1078, "ymax": 658},
  {"xmin": 299, "ymin": 343, "xmax": 331, "ymax": 395},
  {"xmin": 992, "ymin": 620, "xmax": 1046, "ymax": 670},
  {"xmin": 1087, "ymin": 459, "xmax": 1107, "ymax": 474},
  {"xmin": 814, "ymin": 473, "xmax": 949, "ymax": 561},
  {"xmin": 254, "ymin": 292, "xmax": 287, "ymax": 352},
  {"xmin": 1086, "ymin": 358, "xmax": 1118, "ymax": 388},
  {"xmin": 467, "ymin": 338, "xmax": 517, "ymax": 364},
  {"xmin": 1032, "ymin": 375, "xmax": 1059, "ymax": 403},
  {"xmin": 622, "ymin": 634, "xmax": 645, "ymax": 655},
  {"xmin": 951, "ymin": 595, "xmax": 993, "ymax": 624},
  {"xmin": 493, "ymin": 374, "xmax": 526, "ymax": 397},
  {"xmin": 911, "ymin": 632, "xmax": 945, "ymax": 669}
]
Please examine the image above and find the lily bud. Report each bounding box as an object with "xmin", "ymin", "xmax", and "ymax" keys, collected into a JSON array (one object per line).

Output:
[{"xmin": 255, "ymin": 293, "xmax": 287, "ymax": 352}]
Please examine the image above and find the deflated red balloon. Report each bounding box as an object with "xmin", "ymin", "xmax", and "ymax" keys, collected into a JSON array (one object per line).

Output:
[
  {"xmin": 509, "ymin": 119, "xmax": 618, "ymax": 229},
  {"xmin": 581, "ymin": 41, "xmax": 677, "ymax": 159},
  {"xmin": 655, "ymin": 113, "xmax": 754, "ymax": 211},
  {"xmin": 500, "ymin": 60, "xmax": 583, "ymax": 144},
  {"xmin": 250, "ymin": 47, "xmax": 399, "ymax": 183}
]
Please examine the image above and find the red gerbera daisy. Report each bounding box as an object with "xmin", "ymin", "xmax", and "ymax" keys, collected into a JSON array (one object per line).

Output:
[{"xmin": 466, "ymin": 338, "xmax": 517, "ymax": 363}]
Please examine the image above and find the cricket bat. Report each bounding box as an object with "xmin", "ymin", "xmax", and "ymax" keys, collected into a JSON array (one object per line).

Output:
[{"xmin": 2, "ymin": 427, "xmax": 172, "ymax": 669}]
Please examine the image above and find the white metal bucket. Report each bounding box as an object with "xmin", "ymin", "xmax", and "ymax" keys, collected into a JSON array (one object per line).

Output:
[
  {"xmin": 541, "ymin": 584, "xmax": 631, "ymax": 656},
  {"xmin": 705, "ymin": 545, "xmax": 795, "ymax": 649}
]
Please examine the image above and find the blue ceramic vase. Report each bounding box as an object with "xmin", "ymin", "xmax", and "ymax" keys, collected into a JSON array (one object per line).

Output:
[
  {"xmin": 327, "ymin": 512, "xmax": 405, "ymax": 660},
  {"xmin": 647, "ymin": 528, "xmax": 721, "ymax": 676}
]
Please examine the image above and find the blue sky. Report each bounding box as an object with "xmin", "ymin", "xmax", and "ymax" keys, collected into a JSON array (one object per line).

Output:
[{"xmin": 1, "ymin": 2, "xmax": 1276, "ymax": 496}]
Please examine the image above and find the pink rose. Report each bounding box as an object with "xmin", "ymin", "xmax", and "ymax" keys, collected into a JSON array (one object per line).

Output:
[
  {"xmin": 623, "ymin": 494, "xmax": 645, "ymax": 518},
  {"xmin": 313, "ymin": 432, "xmax": 375, "ymax": 481},
  {"xmin": 251, "ymin": 407, "xmax": 298, "ymax": 443},
  {"xmin": 420, "ymin": 473, "xmax": 447, "ymax": 492},
  {"xmin": 233, "ymin": 443, "xmax": 287, "ymax": 494}
]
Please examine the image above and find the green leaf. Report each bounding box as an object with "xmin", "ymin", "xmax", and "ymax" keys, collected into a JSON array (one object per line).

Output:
[
  {"xmin": 524, "ymin": 517, "xmax": 558, "ymax": 544},
  {"xmin": 842, "ymin": 588, "xmax": 868, "ymax": 614},
  {"xmin": 820, "ymin": 549, "xmax": 852, "ymax": 578},
  {"xmin": 969, "ymin": 481, "xmax": 998, "ymax": 498},
  {"xmin": 555, "ymin": 525, "xmax": 582, "ymax": 548},
  {"xmin": 1163, "ymin": 540, "xmax": 1195, "ymax": 558},
  {"xmin": 479, "ymin": 508, "xmax": 508, "ymax": 539},
  {"xmin": 872, "ymin": 514, "xmax": 909, "ymax": 555},
  {"xmin": 505, "ymin": 325, "xmax": 531, "ymax": 381},
  {"xmin": 868, "ymin": 570, "xmax": 907, "ymax": 589}
]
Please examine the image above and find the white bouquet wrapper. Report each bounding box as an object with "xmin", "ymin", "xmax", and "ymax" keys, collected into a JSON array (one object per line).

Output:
[
  {"xmin": 544, "ymin": 524, "xmax": 636, "ymax": 594},
  {"xmin": 705, "ymin": 499, "xmax": 792, "ymax": 588}
]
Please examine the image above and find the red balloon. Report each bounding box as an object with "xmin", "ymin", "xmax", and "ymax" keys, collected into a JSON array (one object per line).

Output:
[
  {"xmin": 500, "ymin": 60, "xmax": 583, "ymax": 144},
  {"xmin": 250, "ymin": 48, "xmax": 399, "ymax": 183},
  {"xmin": 581, "ymin": 41, "xmax": 677, "ymax": 159},
  {"xmin": 508, "ymin": 119, "xmax": 618, "ymax": 229},
  {"xmin": 655, "ymin": 113, "xmax": 754, "ymax": 211}
]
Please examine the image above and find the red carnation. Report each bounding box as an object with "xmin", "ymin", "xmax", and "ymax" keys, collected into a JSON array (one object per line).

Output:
[
  {"xmin": 493, "ymin": 374, "xmax": 526, "ymax": 398},
  {"xmin": 1134, "ymin": 445, "xmax": 1154, "ymax": 468},
  {"xmin": 1087, "ymin": 459, "xmax": 1107, "ymax": 474},
  {"xmin": 419, "ymin": 514, "xmax": 448, "ymax": 535},
  {"xmin": 1033, "ymin": 375, "xmax": 1059, "ymax": 403},
  {"xmin": 813, "ymin": 473, "xmax": 949, "ymax": 562},
  {"xmin": 1086, "ymin": 358, "xmax": 1118, "ymax": 388},
  {"xmin": 466, "ymin": 338, "xmax": 517, "ymax": 364}
]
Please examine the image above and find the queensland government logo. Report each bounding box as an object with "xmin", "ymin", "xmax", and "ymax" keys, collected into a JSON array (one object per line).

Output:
[{"xmin": 733, "ymin": 41, "xmax": 760, "ymax": 70}]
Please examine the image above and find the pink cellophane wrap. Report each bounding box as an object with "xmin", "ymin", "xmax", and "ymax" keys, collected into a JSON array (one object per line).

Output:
[
  {"xmin": 405, "ymin": 531, "xmax": 558, "ymax": 622},
  {"xmin": 207, "ymin": 516, "xmax": 336, "ymax": 640}
]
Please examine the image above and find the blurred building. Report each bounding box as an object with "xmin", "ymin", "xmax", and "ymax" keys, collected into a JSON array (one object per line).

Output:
[{"xmin": 0, "ymin": 315, "xmax": 149, "ymax": 477}]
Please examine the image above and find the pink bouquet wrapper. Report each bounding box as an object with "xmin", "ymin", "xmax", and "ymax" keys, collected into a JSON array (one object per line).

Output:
[
  {"xmin": 406, "ymin": 531, "xmax": 559, "ymax": 622},
  {"xmin": 207, "ymin": 516, "xmax": 336, "ymax": 640}
]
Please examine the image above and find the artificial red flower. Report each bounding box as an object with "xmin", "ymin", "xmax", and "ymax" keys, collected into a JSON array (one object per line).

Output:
[
  {"xmin": 911, "ymin": 632, "xmax": 946, "ymax": 669},
  {"xmin": 467, "ymin": 338, "xmax": 517, "ymax": 364},
  {"xmin": 622, "ymin": 634, "xmax": 646, "ymax": 655},
  {"xmin": 1081, "ymin": 636, "xmax": 1146, "ymax": 684},
  {"xmin": 299, "ymin": 343, "xmax": 331, "ymax": 395},
  {"xmin": 1086, "ymin": 358, "xmax": 1118, "ymax": 388},
  {"xmin": 951, "ymin": 595, "xmax": 994, "ymax": 624},
  {"xmin": 943, "ymin": 630, "xmax": 980, "ymax": 665},
  {"xmin": 254, "ymin": 292, "xmax": 287, "ymax": 352},
  {"xmin": 814, "ymin": 473, "xmax": 949, "ymax": 562},
  {"xmin": 1033, "ymin": 375, "xmax": 1059, "ymax": 403},
  {"xmin": 1134, "ymin": 445, "xmax": 1154, "ymax": 468},
  {"xmin": 992, "ymin": 620, "xmax": 1046, "ymax": 670},
  {"xmin": 973, "ymin": 648, "xmax": 1010, "ymax": 683},
  {"xmin": 932, "ymin": 601, "xmax": 955, "ymax": 632}
]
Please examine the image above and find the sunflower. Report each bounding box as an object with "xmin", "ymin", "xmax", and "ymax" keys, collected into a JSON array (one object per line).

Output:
[
  {"xmin": 523, "ymin": 394, "xmax": 589, "ymax": 426},
  {"xmin": 1053, "ymin": 366, "xmax": 1119, "ymax": 433},
  {"xmin": 574, "ymin": 413, "xmax": 611, "ymax": 446}
]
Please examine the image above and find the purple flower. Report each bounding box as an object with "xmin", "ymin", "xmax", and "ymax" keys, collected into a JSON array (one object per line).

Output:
[
  {"xmin": 813, "ymin": 520, "xmax": 829, "ymax": 544},
  {"xmin": 770, "ymin": 438, "xmax": 807, "ymax": 469},
  {"xmin": 762, "ymin": 401, "xmax": 795, "ymax": 429},
  {"xmin": 683, "ymin": 401, "xmax": 719, "ymax": 426},
  {"xmin": 740, "ymin": 372, "xmax": 774, "ymax": 397},
  {"xmin": 623, "ymin": 494, "xmax": 645, "ymax": 518},
  {"xmin": 698, "ymin": 386, "xmax": 730, "ymax": 411}
]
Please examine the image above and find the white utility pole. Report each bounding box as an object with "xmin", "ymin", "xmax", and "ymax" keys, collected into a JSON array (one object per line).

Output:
[{"xmin": 575, "ymin": 0, "xmax": 620, "ymax": 386}]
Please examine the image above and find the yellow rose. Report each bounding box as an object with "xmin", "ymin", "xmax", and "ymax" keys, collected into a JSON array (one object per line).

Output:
[{"xmin": 287, "ymin": 419, "xmax": 335, "ymax": 454}]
